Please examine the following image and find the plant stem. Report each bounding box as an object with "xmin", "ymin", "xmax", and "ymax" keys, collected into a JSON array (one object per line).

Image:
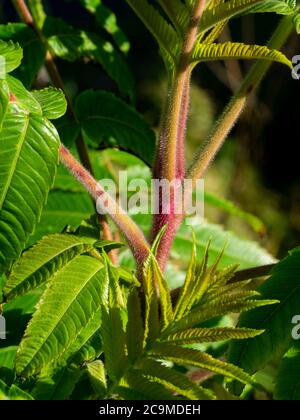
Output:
[
  {"xmin": 187, "ymin": 14, "xmax": 295, "ymax": 185},
  {"xmin": 60, "ymin": 145, "xmax": 150, "ymax": 266},
  {"xmin": 12, "ymin": 0, "xmax": 117, "ymax": 261}
]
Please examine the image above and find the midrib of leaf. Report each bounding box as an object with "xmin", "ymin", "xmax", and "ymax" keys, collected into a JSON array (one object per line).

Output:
[
  {"xmin": 19, "ymin": 260, "xmax": 103, "ymax": 373},
  {"xmin": 0, "ymin": 109, "xmax": 30, "ymax": 210},
  {"xmin": 234, "ymin": 281, "xmax": 300, "ymax": 366},
  {"xmin": 85, "ymin": 116, "xmax": 150, "ymax": 140}
]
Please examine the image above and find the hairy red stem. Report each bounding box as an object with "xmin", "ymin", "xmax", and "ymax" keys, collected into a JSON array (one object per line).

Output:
[
  {"xmin": 152, "ymin": 1, "xmax": 206, "ymax": 270},
  {"xmin": 60, "ymin": 145, "xmax": 150, "ymax": 266}
]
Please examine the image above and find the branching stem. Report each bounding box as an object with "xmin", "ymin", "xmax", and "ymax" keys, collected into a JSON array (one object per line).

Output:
[{"xmin": 153, "ymin": 13, "xmax": 294, "ymax": 270}]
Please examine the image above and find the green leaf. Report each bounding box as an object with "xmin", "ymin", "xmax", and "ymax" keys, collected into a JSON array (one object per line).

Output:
[
  {"xmin": 126, "ymin": 0, "xmax": 179, "ymax": 70},
  {"xmin": 157, "ymin": 0, "xmax": 189, "ymax": 34},
  {"xmin": 123, "ymin": 369, "xmax": 177, "ymax": 400},
  {"xmin": 229, "ymin": 247, "xmax": 300, "ymax": 375},
  {"xmin": 113, "ymin": 386, "xmax": 149, "ymax": 400},
  {"xmin": 54, "ymin": 115, "xmax": 80, "ymax": 148},
  {"xmin": 275, "ymin": 345, "xmax": 300, "ymax": 400},
  {"xmin": 162, "ymin": 327, "xmax": 263, "ymax": 345},
  {"xmin": 199, "ymin": 0, "xmax": 296, "ymax": 34},
  {"xmin": 78, "ymin": 0, "xmax": 130, "ymax": 53},
  {"xmin": 32, "ymin": 364, "xmax": 83, "ymax": 400},
  {"xmin": 0, "ymin": 79, "xmax": 60, "ymax": 272},
  {"xmin": 138, "ymin": 358, "xmax": 215, "ymax": 400},
  {"xmin": 7, "ymin": 385, "xmax": 34, "ymax": 400},
  {"xmin": 101, "ymin": 307, "xmax": 127, "ymax": 381},
  {"xmin": 0, "ymin": 39, "xmax": 23, "ymax": 74},
  {"xmin": 16, "ymin": 255, "xmax": 105, "ymax": 376},
  {"xmin": 3, "ymin": 233, "xmax": 99, "ymax": 301},
  {"xmin": 32, "ymin": 319, "xmax": 102, "ymax": 400},
  {"xmin": 173, "ymin": 232, "xmax": 199, "ymax": 320},
  {"xmin": 294, "ymin": 13, "xmax": 300, "ymax": 34},
  {"xmin": 59, "ymin": 311, "xmax": 103, "ymax": 367},
  {"xmin": 0, "ymin": 346, "xmax": 17, "ymax": 370},
  {"xmin": 149, "ymin": 254, "xmax": 173, "ymax": 328},
  {"xmin": 44, "ymin": 17, "xmax": 134, "ymax": 100},
  {"xmin": 239, "ymin": 0, "xmax": 296, "ymax": 15},
  {"xmin": 0, "ymin": 379, "xmax": 34, "ymax": 400},
  {"xmin": 142, "ymin": 255, "xmax": 160, "ymax": 348},
  {"xmin": 191, "ymin": 41, "xmax": 292, "ymax": 68},
  {"xmin": 30, "ymin": 190, "xmax": 94, "ymax": 244},
  {"xmin": 204, "ymin": 192, "xmax": 265, "ymax": 234},
  {"xmin": 86, "ymin": 360, "xmax": 107, "ymax": 398},
  {"xmin": 28, "ymin": 0, "xmax": 46, "ymax": 30},
  {"xmin": 75, "ymin": 90, "xmax": 156, "ymax": 166},
  {"xmin": 126, "ymin": 288, "xmax": 144, "ymax": 363},
  {"xmin": 31, "ymin": 87, "xmax": 67, "ymax": 120},
  {"xmin": 168, "ymin": 299, "xmax": 277, "ymax": 334},
  {"xmin": 151, "ymin": 343, "xmax": 256, "ymax": 386},
  {"xmin": 0, "ymin": 24, "xmax": 45, "ymax": 87},
  {"xmin": 6, "ymin": 75, "xmax": 41, "ymax": 113},
  {"xmin": 172, "ymin": 222, "xmax": 276, "ymax": 270}
]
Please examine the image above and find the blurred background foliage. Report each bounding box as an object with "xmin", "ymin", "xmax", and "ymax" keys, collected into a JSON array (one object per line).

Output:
[{"xmin": 1, "ymin": 0, "xmax": 299, "ymax": 261}]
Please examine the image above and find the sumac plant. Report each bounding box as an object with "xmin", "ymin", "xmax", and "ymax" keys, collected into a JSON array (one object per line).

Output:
[{"xmin": 0, "ymin": 0, "xmax": 300, "ymax": 401}]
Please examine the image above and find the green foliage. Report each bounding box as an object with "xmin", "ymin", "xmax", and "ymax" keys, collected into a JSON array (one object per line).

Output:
[
  {"xmin": 173, "ymin": 222, "xmax": 275, "ymax": 269},
  {"xmin": 0, "ymin": 0, "xmax": 298, "ymax": 401},
  {"xmin": 126, "ymin": 0, "xmax": 179, "ymax": 71},
  {"xmin": 0, "ymin": 346, "xmax": 17, "ymax": 370},
  {"xmin": 191, "ymin": 42, "xmax": 292, "ymax": 68},
  {"xmin": 229, "ymin": 247, "xmax": 300, "ymax": 376},
  {"xmin": 1, "ymin": 235, "xmax": 272, "ymax": 400},
  {"xmin": 274, "ymin": 344, "xmax": 300, "ymax": 400},
  {"xmin": 0, "ymin": 39, "xmax": 23, "ymax": 73},
  {"xmin": 31, "ymin": 88, "xmax": 67, "ymax": 120},
  {"xmin": 204, "ymin": 192, "xmax": 265, "ymax": 234},
  {"xmin": 44, "ymin": 16, "xmax": 134, "ymax": 100},
  {"xmin": 0, "ymin": 71, "xmax": 65, "ymax": 273},
  {"xmin": 3, "ymin": 233, "xmax": 108, "ymax": 301},
  {"xmin": 15, "ymin": 255, "xmax": 105, "ymax": 376},
  {"xmin": 126, "ymin": 0, "xmax": 293, "ymax": 74},
  {"xmin": 77, "ymin": 0, "xmax": 130, "ymax": 54},
  {"xmin": 0, "ymin": 379, "xmax": 34, "ymax": 400},
  {"xmin": 199, "ymin": 0, "xmax": 297, "ymax": 34},
  {"xmin": 30, "ymin": 191, "xmax": 94, "ymax": 243},
  {"xmin": 294, "ymin": 13, "xmax": 300, "ymax": 33},
  {"xmin": 75, "ymin": 90, "xmax": 156, "ymax": 165},
  {"xmin": 0, "ymin": 24, "xmax": 45, "ymax": 87}
]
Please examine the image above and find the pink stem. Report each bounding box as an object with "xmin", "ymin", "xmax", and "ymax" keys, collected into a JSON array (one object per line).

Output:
[{"xmin": 60, "ymin": 145, "xmax": 150, "ymax": 266}]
